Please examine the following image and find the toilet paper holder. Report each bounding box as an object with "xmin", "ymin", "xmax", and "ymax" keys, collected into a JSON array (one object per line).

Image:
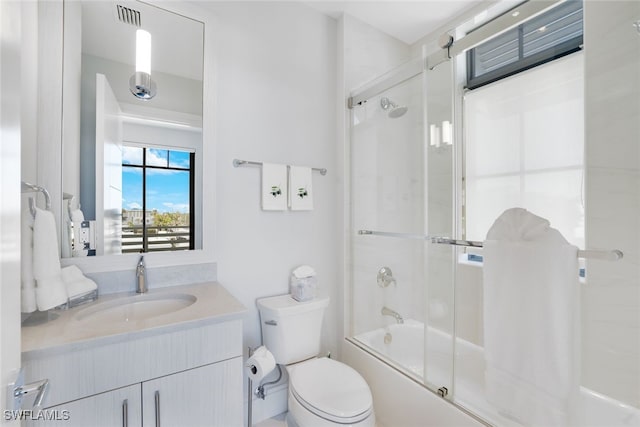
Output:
[
  {"xmin": 246, "ymin": 346, "xmax": 283, "ymax": 400},
  {"xmin": 254, "ymin": 364, "xmax": 282, "ymax": 400},
  {"xmin": 246, "ymin": 346, "xmax": 283, "ymax": 426}
]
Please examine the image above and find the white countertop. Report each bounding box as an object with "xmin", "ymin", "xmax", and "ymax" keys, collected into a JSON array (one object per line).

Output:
[{"xmin": 22, "ymin": 281, "xmax": 246, "ymax": 356}]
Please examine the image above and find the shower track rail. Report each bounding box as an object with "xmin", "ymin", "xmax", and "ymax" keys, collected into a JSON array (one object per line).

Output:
[{"xmin": 357, "ymin": 229, "xmax": 623, "ymax": 262}]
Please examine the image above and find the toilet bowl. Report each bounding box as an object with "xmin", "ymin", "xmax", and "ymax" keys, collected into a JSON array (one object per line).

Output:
[
  {"xmin": 256, "ymin": 294, "xmax": 376, "ymax": 427},
  {"xmin": 286, "ymin": 357, "xmax": 374, "ymax": 427}
]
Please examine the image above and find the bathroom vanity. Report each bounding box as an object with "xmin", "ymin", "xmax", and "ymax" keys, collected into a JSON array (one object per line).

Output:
[{"xmin": 21, "ymin": 282, "xmax": 245, "ymax": 426}]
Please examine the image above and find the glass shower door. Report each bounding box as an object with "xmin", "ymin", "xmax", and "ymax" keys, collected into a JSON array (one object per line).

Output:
[
  {"xmin": 423, "ymin": 59, "xmax": 456, "ymax": 396},
  {"xmin": 348, "ymin": 65, "xmax": 456, "ymax": 397}
]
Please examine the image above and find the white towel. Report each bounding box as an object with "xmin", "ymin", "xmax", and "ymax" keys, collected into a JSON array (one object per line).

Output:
[
  {"xmin": 71, "ymin": 209, "xmax": 88, "ymax": 257},
  {"xmin": 61, "ymin": 265, "xmax": 97, "ymax": 299},
  {"xmin": 33, "ymin": 208, "xmax": 68, "ymax": 311},
  {"xmin": 20, "ymin": 210, "xmax": 37, "ymax": 313},
  {"xmin": 483, "ymin": 208, "xmax": 580, "ymax": 426},
  {"xmin": 261, "ymin": 163, "xmax": 288, "ymax": 211},
  {"xmin": 288, "ymin": 166, "xmax": 313, "ymax": 211}
]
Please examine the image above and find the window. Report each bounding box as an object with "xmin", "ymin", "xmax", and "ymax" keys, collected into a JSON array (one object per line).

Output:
[
  {"xmin": 121, "ymin": 146, "xmax": 195, "ymax": 253},
  {"xmin": 467, "ymin": 0, "xmax": 583, "ymax": 89},
  {"xmin": 463, "ymin": 52, "xmax": 584, "ymax": 250}
]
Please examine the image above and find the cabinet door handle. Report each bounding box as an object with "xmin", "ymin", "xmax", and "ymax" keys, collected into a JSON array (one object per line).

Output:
[
  {"xmin": 122, "ymin": 399, "xmax": 128, "ymax": 427},
  {"xmin": 154, "ymin": 391, "xmax": 160, "ymax": 427}
]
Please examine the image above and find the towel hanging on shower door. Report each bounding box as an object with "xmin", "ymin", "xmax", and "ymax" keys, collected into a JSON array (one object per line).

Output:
[{"xmin": 482, "ymin": 207, "xmax": 580, "ymax": 426}]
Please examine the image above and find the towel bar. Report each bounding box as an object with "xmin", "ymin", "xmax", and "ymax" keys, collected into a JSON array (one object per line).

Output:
[
  {"xmin": 233, "ymin": 158, "xmax": 327, "ymax": 176},
  {"xmin": 357, "ymin": 230, "xmax": 623, "ymax": 261},
  {"xmin": 21, "ymin": 181, "xmax": 52, "ymax": 218}
]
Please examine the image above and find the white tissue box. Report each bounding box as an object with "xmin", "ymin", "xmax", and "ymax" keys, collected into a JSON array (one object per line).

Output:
[{"xmin": 290, "ymin": 275, "xmax": 317, "ymax": 302}]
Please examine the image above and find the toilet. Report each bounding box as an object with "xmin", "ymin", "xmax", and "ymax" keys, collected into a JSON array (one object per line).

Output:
[{"xmin": 257, "ymin": 295, "xmax": 375, "ymax": 427}]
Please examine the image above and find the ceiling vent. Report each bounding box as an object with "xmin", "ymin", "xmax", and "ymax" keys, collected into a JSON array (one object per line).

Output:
[{"xmin": 116, "ymin": 4, "xmax": 141, "ymax": 27}]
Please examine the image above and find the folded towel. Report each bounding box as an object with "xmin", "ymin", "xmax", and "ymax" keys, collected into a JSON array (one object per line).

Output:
[
  {"xmin": 483, "ymin": 208, "xmax": 580, "ymax": 426},
  {"xmin": 33, "ymin": 208, "xmax": 68, "ymax": 311},
  {"xmin": 485, "ymin": 207, "xmax": 551, "ymax": 242},
  {"xmin": 61, "ymin": 265, "xmax": 98, "ymax": 299},
  {"xmin": 261, "ymin": 163, "xmax": 288, "ymax": 211},
  {"xmin": 71, "ymin": 209, "xmax": 88, "ymax": 257},
  {"xmin": 20, "ymin": 209, "xmax": 37, "ymax": 313},
  {"xmin": 288, "ymin": 166, "xmax": 313, "ymax": 211},
  {"xmin": 35, "ymin": 277, "xmax": 69, "ymax": 311}
]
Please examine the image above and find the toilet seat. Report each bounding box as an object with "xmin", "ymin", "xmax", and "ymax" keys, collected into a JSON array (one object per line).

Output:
[{"xmin": 289, "ymin": 358, "xmax": 373, "ymax": 424}]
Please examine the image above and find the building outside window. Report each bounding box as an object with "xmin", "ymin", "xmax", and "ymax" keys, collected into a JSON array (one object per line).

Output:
[{"xmin": 121, "ymin": 145, "xmax": 195, "ymax": 253}]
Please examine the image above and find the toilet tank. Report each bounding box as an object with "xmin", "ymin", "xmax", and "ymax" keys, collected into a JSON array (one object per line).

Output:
[{"xmin": 257, "ymin": 295, "xmax": 329, "ymax": 365}]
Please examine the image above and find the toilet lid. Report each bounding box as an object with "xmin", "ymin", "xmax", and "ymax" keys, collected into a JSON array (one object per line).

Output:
[{"xmin": 289, "ymin": 358, "xmax": 373, "ymax": 423}]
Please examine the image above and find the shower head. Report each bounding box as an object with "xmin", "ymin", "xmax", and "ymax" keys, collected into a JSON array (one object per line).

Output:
[
  {"xmin": 388, "ymin": 105, "xmax": 408, "ymax": 118},
  {"xmin": 380, "ymin": 97, "xmax": 408, "ymax": 118}
]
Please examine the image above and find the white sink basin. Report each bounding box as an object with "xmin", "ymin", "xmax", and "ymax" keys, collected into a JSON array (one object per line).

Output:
[{"xmin": 74, "ymin": 293, "xmax": 197, "ymax": 326}]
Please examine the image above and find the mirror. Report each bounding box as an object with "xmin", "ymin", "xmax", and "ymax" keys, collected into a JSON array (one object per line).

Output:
[{"xmin": 62, "ymin": 0, "xmax": 204, "ymax": 258}]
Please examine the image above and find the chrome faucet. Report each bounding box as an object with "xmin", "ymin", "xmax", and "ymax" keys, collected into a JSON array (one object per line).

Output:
[
  {"xmin": 136, "ymin": 255, "xmax": 147, "ymax": 293},
  {"xmin": 381, "ymin": 306, "xmax": 404, "ymax": 324}
]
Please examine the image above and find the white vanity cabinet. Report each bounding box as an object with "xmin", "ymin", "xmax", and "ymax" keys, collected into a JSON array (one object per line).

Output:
[
  {"xmin": 21, "ymin": 283, "xmax": 246, "ymax": 427},
  {"xmin": 29, "ymin": 357, "xmax": 242, "ymax": 427},
  {"xmin": 142, "ymin": 358, "xmax": 242, "ymax": 427},
  {"xmin": 30, "ymin": 384, "xmax": 142, "ymax": 427}
]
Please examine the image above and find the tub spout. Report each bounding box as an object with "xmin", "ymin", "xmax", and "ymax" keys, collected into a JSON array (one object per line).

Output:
[{"xmin": 381, "ymin": 306, "xmax": 404, "ymax": 324}]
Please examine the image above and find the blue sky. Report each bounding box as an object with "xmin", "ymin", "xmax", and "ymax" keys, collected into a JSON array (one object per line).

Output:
[{"xmin": 122, "ymin": 147, "xmax": 191, "ymax": 213}]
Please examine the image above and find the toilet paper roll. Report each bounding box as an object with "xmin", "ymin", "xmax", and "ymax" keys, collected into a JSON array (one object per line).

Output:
[{"xmin": 245, "ymin": 346, "xmax": 276, "ymax": 382}]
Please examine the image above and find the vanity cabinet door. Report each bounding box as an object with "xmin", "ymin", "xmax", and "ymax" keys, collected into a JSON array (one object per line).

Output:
[
  {"xmin": 142, "ymin": 357, "xmax": 242, "ymax": 427},
  {"xmin": 25, "ymin": 383, "xmax": 142, "ymax": 427}
]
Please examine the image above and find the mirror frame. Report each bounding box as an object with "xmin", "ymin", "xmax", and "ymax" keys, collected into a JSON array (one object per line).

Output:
[{"xmin": 53, "ymin": 0, "xmax": 216, "ymax": 273}]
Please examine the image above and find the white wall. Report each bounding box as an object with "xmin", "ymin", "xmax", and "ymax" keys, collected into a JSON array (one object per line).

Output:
[
  {"xmin": 20, "ymin": 1, "xmax": 38, "ymax": 187},
  {"xmin": 343, "ymin": 15, "xmax": 413, "ymax": 93},
  {"xmin": 1, "ymin": 1, "xmax": 24, "ymax": 420},
  {"xmin": 210, "ymin": 0, "xmax": 339, "ymax": 397},
  {"xmin": 583, "ymin": 0, "xmax": 640, "ymax": 407}
]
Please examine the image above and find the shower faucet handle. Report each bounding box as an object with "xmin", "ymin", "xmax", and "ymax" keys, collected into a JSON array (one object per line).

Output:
[{"xmin": 377, "ymin": 267, "xmax": 396, "ymax": 288}]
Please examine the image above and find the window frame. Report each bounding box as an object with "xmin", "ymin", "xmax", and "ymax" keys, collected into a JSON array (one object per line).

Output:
[
  {"xmin": 466, "ymin": 1, "xmax": 583, "ymax": 90},
  {"xmin": 122, "ymin": 146, "xmax": 195, "ymax": 253}
]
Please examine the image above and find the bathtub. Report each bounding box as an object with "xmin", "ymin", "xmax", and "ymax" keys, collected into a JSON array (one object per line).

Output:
[{"xmin": 352, "ymin": 320, "xmax": 640, "ymax": 427}]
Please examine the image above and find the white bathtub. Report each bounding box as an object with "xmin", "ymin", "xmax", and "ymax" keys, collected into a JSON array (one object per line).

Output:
[{"xmin": 354, "ymin": 320, "xmax": 640, "ymax": 427}]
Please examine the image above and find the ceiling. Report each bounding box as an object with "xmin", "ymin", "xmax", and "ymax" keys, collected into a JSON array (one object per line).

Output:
[{"xmin": 305, "ymin": 0, "xmax": 483, "ymax": 45}]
